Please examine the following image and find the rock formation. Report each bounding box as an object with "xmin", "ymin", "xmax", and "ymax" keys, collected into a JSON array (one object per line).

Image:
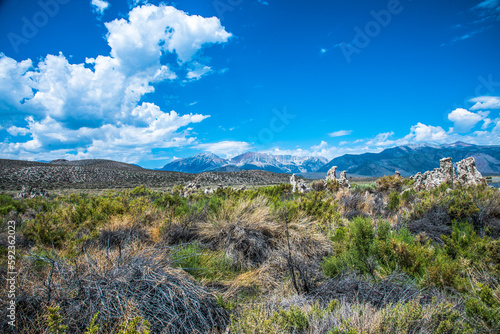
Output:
[
  {"xmin": 338, "ymin": 171, "xmax": 351, "ymax": 189},
  {"xmin": 16, "ymin": 186, "xmax": 49, "ymax": 199},
  {"xmin": 326, "ymin": 166, "xmax": 337, "ymax": 182},
  {"xmin": 183, "ymin": 181, "xmax": 202, "ymax": 197},
  {"xmin": 290, "ymin": 174, "xmax": 309, "ymax": 193},
  {"xmin": 290, "ymin": 174, "xmax": 297, "ymax": 193},
  {"xmin": 297, "ymin": 179, "xmax": 308, "ymax": 193},
  {"xmin": 411, "ymin": 157, "xmax": 485, "ymax": 191},
  {"xmin": 440, "ymin": 157, "xmax": 455, "ymax": 186},
  {"xmin": 456, "ymin": 157, "xmax": 486, "ymax": 186}
]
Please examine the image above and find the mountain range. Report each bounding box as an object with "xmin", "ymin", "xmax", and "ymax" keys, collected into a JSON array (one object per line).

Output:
[
  {"xmin": 161, "ymin": 152, "xmax": 328, "ymax": 174},
  {"xmin": 317, "ymin": 142, "xmax": 500, "ymax": 177},
  {"xmin": 162, "ymin": 142, "xmax": 500, "ymax": 177}
]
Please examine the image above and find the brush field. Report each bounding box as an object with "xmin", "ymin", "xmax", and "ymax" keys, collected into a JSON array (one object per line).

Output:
[{"xmin": 1, "ymin": 177, "xmax": 499, "ymax": 333}]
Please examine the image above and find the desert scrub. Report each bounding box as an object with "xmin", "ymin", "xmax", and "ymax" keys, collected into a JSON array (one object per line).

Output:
[
  {"xmin": 7, "ymin": 245, "xmax": 230, "ymax": 333},
  {"xmin": 0, "ymin": 193, "xmax": 26, "ymax": 215},
  {"xmin": 387, "ymin": 191, "xmax": 401, "ymax": 211},
  {"xmin": 323, "ymin": 216, "xmax": 500, "ymax": 292},
  {"xmin": 409, "ymin": 185, "xmax": 499, "ymax": 224},
  {"xmin": 322, "ymin": 217, "xmax": 434, "ymax": 279},
  {"xmin": 22, "ymin": 193, "xmax": 126, "ymax": 247},
  {"xmin": 351, "ymin": 182, "xmax": 377, "ymax": 193},
  {"xmin": 229, "ymin": 297, "xmax": 471, "ymax": 334},
  {"xmin": 376, "ymin": 175, "xmax": 408, "ymax": 192},
  {"xmin": 296, "ymin": 191, "xmax": 340, "ymax": 228},
  {"xmin": 465, "ymin": 283, "xmax": 500, "ymax": 331},
  {"xmin": 171, "ymin": 243, "xmax": 239, "ymax": 281}
]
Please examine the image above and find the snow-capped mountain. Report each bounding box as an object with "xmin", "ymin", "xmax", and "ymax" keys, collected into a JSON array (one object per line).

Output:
[
  {"xmin": 161, "ymin": 153, "xmax": 228, "ymax": 174},
  {"xmin": 161, "ymin": 152, "xmax": 328, "ymax": 174},
  {"xmin": 162, "ymin": 142, "xmax": 500, "ymax": 176}
]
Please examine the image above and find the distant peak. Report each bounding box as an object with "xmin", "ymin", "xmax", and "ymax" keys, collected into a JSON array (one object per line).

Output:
[
  {"xmin": 194, "ymin": 152, "xmax": 222, "ymax": 159},
  {"xmin": 447, "ymin": 141, "xmax": 475, "ymax": 147}
]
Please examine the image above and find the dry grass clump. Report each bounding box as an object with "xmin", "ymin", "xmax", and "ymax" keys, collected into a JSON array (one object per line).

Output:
[
  {"xmin": 312, "ymin": 271, "xmax": 431, "ymax": 308},
  {"xmin": 198, "ymin": 196, "xmax": 282, "ymax": 269},
  {"xmin": 333, "ymin": 189, "xmax": 390, "ymax": 221},
  {"xmin": 7, "ymin": 244, "xmax": 229, "ymax": 333},
  {"xmin": 229, "ymin": 288, "xmax": 467, "ymax": 334},
  {"xmin": 161, "ymin": 208, "xmax": 208, "ymax": 246},
  {"xmin": 197, "ymin": 196, "xmax": 332, "ymax": 296},
  {"xmin": 198, "ymin": 197, "xmax": 331, "ymax": 273},
  {"xmin": 98, "ymin": 215, "xmax": 152, "ymax": 249},
  {"xmin": 310, "ymin": 180, "xmax": 326, "ymax": 192}
]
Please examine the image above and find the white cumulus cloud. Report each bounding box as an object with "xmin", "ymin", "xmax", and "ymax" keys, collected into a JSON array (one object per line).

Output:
[
  {"xmin": 0, "ymin": 4, "xmax": 232, "ymax": 162},
  {"xmin": 408, "ymin": 123, "xmax": 448, "ymax": 142},
  {"xmin": 91, "ymin": 0, "xmax": 110, "ymax": 15},
  {"xmin": 470, "ymin": 96, "xmax": 500, "ymax": 110},
  {"xmin": 448, "ymin": 108, "xmax": 483, "ymax": 132}
]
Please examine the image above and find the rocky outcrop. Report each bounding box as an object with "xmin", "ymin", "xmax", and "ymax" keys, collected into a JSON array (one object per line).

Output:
[
  {"xmin": 456, "ymin": 157, "xmax": 487, "ymax": 186},
  {"xmin": 296, "ymin": 179, "xmax": 309, "ymax": 193},
  {"xmin": 183, "ymin": 181, "xmax": 202, "ymax": 197},
  {"xmin": 290, "ymin": 174, "xmax": 309, "ymax": 193},
  {"xmin": 290, "ymin": 174, "xmax": 297, "ymax": 193},
  {"xmin": 16, "ymin": 186, "xmax": 49, "ymax": 199},
  {"xmin": 440, "ymin": 158, "xmax": 455, "ymax": 186},
  {"xmin": 411, "ymin": 157, "xmax": 485, "ymax": 191},
  {"xmin": 338, "ymin": 171, "xmax": 351, "ymax": 189},
  {"xmin": 326, "ymin": 166, "xmax": 337, "ymax": 182}
]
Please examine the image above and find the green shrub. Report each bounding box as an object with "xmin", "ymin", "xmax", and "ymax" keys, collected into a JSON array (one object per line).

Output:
[
  {"xmin": 47, "ymin": 306, "xmax": 67, "ymax": 334},
  {"xmin": 326, "ymin": 180, "xmax": 340, "ymax": 193},
  {"xmin": 323, "ymin": 218, "xmax": 435, "ymax": 279},
  {"xmin": 171, "ymin": 243, "xmax": 238, "ymax": 281},
  {"xmin": 465, "ymin": 284, "xmax": 500, "ymax": 331},
  {"xmin": 296, "ymin": 191, "xmax": 340, "ymax": 228},
  {"xmin": 376, "ymin": 175, "xmax": 404, "ymax": 192},
  {"xmin": 117, "ymin": 316, "xmax": 150, "ymax": 334},
  {"xmin": 84, "ymin": 312, "xmax": 100, "ymax": 334},
  {"xmin": 129, "ymin": 185, "xmax": 149, "ymax": 196},
  {"xmin": 0, "ymin": 193, "xmax": 25, "ymax": 215},
  {"xmin": 270, "ymin": 306, "xmax": 309, "ymax": 332},
  {"xmin": 387, "ymin": 191, "xmax": 400, "ymax": 211}
]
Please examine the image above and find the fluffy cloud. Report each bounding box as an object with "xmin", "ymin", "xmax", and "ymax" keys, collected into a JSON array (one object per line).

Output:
[
  {"xmin": 91, "ymin": 0, "xmax": 110, "ymax": 15},
  {"xmin": 448, "ymin": 108, "xmax": 483, "ymax": 132},
  {"xmin": 408, "ymin": 123, "xmax": 448, "ymax": 142},
  {"xmin": 195, "ymin": 141, "xmax": 252, "ymax": 158},
  {"xmin": 328, "ymin": 130, "xmax": 352, "ymax": 137},
  {"xmin": 470, "ymin": 96, "xmax": 500, "ymax": 110},
  {"xmin": 105, "ymin": 4, "xmax": 231, "ymax": 69},
  {"xmin": 0, "ymin": 4, "xmax": 232, "ymax": 162},
  {"xmin": 2, "ymin": 107, "xmax": 209, "ymax": 163}
]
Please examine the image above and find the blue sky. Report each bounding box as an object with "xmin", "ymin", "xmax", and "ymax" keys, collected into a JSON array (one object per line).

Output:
[{"xmin": 0, "ymin": 0, "xmax": 499, "ymax": 168}]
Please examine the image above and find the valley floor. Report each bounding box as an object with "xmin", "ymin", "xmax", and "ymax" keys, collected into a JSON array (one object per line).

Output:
[{"xmin": 1, "ymin": 178, "xmax": 499, "ymax": 333}]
